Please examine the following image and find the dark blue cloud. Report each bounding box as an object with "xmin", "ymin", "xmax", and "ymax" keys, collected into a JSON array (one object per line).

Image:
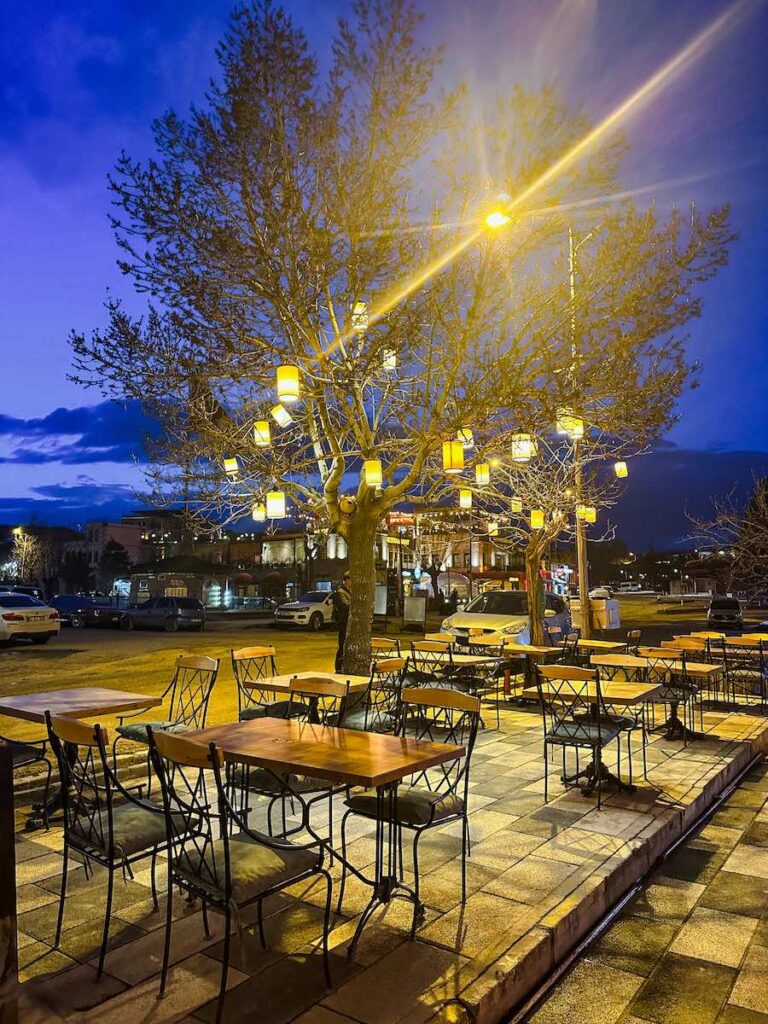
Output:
[{"xmin": 0, "ymin": 481, "xmax": 139, "ymax": 527}]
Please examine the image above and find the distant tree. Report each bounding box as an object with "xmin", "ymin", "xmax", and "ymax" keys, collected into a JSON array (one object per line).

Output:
[
  {"xmin": 11, "ymin": 530, "xmax": 41, "ymax": 582},
  {"xmin": 61, "ymin": 551, "xmax": 92, "ymax": 593},
  {"xmin": 99, "ymin": 540, "xmax": 132, "ymax": 596},
  {"xmin": 690, "ymin": 476, "xmax": 768, "ymax": 596}
]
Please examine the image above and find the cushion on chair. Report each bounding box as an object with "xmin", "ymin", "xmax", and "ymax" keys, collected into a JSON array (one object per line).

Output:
[
  {"xmin": 70, "ymin": 800, "xmax": 180, "ymax": 858},
  {"xmin": 174, "ymin": 832, "xmax": 320, "ymax": 904},
  {"xmin": 239, "ymin": 699, "xmax": 292, "ymax": 722},
  {"xmin": 547, "ymin": 720, "xmax": 621, "ymax": 745},
  {"xmin": 339, "ymin": 709, "xmax": 396, "ymax": 733},
  {"xmin": 234, "ymin": 766, "xmax": 332, "ymax": 795},
  {"xmin": 10, "ymin": 742, "xmax": 45, "ymax": 768},
  {"xmin": 115, "ymin": 720, "xmax": 189, "ymax": 744},
  {"xmin": 344, "ymin": 786, "xmax": 464, "ymax": 825}
]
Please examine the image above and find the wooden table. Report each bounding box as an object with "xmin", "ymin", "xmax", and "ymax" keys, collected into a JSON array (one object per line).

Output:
[
  {"xmin": 243, "ymin": 672, "xmax": 371, "ymax": 695},
  {"xmin": 575, "ymin": 639, "xmax": 627, "ymax": 652},
  {"xmin": 189, "ymin": 718, "xmax": 463, "ymax": 952}
]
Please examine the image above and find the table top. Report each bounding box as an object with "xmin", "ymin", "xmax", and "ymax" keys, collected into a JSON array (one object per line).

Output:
[
  {"xmin": 451, "ymin": 652, "xmax": 503, "ymax": 666},
  {"xmin": 590, "ymin": 653, "xmax": 721, "ymax": 679},
  {"xmin": 188, "ymin": 717, "xmax": 464, "ymax": 788},
  {"xmin": 521, "ymin": 680, "xmax": 662, "ymax": 706},
  {"xmin": 244, "ymin": 672, "xmax": 371, "ymax": 694},
  {"xmin": 502, "ymin": 643, "xmax": 562, "ymax": 656},
  {"xmin": 0, "ymin": 687, "xmax": 162, "ymax": 725},
  {"xmin": 575, "ymin": 639, "xmax": 627, "ymax": 651}
]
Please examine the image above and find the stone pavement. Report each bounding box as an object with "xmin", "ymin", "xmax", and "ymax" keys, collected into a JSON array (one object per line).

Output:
[
  {"xmin": 526, "ymin": 757, "xmax": 768, "ymax": 1024},
  {"xmin": 11, "ymin": 702, "xmax": 768, "ymax": 1024}
]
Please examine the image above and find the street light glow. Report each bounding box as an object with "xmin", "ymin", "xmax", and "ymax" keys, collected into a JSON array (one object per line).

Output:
[{"xmin": 485, "ymin": 210, "xmax": 511, "ymax": 229}]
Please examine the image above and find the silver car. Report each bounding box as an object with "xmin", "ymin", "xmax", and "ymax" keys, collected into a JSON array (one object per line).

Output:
[{"xmin": 441, "ymin": 590, "xmax": 571, "ymax": 644}]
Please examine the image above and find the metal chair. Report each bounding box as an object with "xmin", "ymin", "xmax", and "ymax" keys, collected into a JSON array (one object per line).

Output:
[
  {"xmin": 148, "ymin": 728, "xmax": 332, "ymax": 1024},
  {"xmin": 231, "ymin": 645, "xmax": 282, "ymax": 720},
  {"xmin": 558, "ymin": 630, "xmax": 583, "ymax": 666},
  {"xmin": 371, "ymin": 637, "xmax": 402, "ymax": 659},
  {"xmin": 588, "ymin": 659, "xmax": 648, "ymax": 780},
  {"xmin": 340, "ymin": 658, "xmax": 406, "ymax": 733},
  {"xmin": 0, "ymin": 733, "xmax": 53, "ymax": 830},
  {"xmin": 625, "ymin": 629, "xmax": 643, "ymax": 655},
  {"xmin": 712, "ymin": 639, "xmax": 766, "ymax": 708},
  {"xmin": 338, "ymin": 687, "xmax": 481, "ymax": 931},
  {"xmin": 408, "ymin": 640, "xmax": 454, "ymax": 685},
  {"xmin": 534, "ymin": 664, "xmax": 622, "ymax": 810},
  {"xmin": 46, "ymin": 713, "xmax": 176, "ymax": 977},
  {"xmin": 639, "ymin": 647, "xmax": 700, "ymax": 742},
  {"xmin": 457, "ymin": 638, "xmax": 503, "ymax": 727}
]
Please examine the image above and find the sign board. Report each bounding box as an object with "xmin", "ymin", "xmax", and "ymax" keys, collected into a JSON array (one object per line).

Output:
[
  {"xmin": 374, "ymin": 583, "xmax": 388, "ymax": 617},
  {"xmin": 403, "ymin": 593, "xmax": 428, "ymax": 629}
]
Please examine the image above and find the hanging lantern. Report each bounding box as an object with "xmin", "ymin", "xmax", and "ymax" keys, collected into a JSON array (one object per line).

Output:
[
  {"xmin": 457, "ymin": 427, "xmax": 474, "ymax": 448},
  {"xmin": 442, "ymin": 440, "xmax": 464, "ymax": 474},
  {"xmin": 511, "ymin": 496, "xmax": 523, "ymax": 513},
  {"xmin": 223, "ymin": 457, "xmax": 239, "ymax": 476},
  {"xmin": 530, "ymin": 509, "xmax": 544, "ymax": 529},
  {"xmin": 276, "ymin": 365, "xmax": 300, "ymax": 403},
  {"xmin": 488, "ymin": 521, "xmax": 499, "ymax": 536},
  {"xmin": 271, "ymin": 403, "xmax": 293, "ymax": 428},
  {"xmin": 459, "ymin": 489, "xmax": 473, "ymax": 510},
  {"xmin": 363, "ymin": 459, "xmax": 383, "ymax": 486},
  {"xmin": 556, "ymin": 409, "xmax": 584, "ymax": 439},
  {"xmin": 351, "ymin": 301, "xmax": 369, "ymax": 332},
  {"xmin": 614, "ymin": 461, "xmax": 628, "ymax": 479},
  {"xmin": 252, "ymin": 502, "xmax": 266, "ymax": 522},
  {"xmin": 253, "ymin": 421, "xmax": 271, "ymax": 447},
  {"xmin": 511, "ymin": 433, "xmax": 534, "ymax": 462},
  {"xmin": 266, "ymin": 491, "xmax": 286, "ymax": 518},
  {"xmin": 383, "ymin": 348, "xmax": 397, "ymax": 370},
  {"xmin": 475, "ymin": 463, "xmax": 490, "ymax": 486},
  {"xmin": 585, "ymin": 506, "xmax": 597, "ymax": 524}
]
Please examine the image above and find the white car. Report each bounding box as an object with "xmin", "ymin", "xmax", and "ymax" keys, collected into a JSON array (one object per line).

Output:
[
  {"xmin": 441, "ymin": 590, "xmax": 571, "ymax": 644},
  {"xmin": 274, "ymin": 591, "xmax": 335, "ymax": 631},
  {"xmin": 0, "ymin": 592, "xmax": 60, "ymax": 646}
]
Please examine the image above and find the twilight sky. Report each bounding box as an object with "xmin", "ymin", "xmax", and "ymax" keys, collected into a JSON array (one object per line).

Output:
[{"xmin": 1, "ymin": 0, "xmax": 767, "ymax": 547}]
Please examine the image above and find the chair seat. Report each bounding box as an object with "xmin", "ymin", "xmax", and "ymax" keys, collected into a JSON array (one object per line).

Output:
[
  {"xmin": 240, "ymin": 699, "xmax": 291, "ymax": 722},
  {"xmin": 345, "ymin": 786, "xmax": 464, "ymax": 826},
  {"xmin": 340, "ymin": 709, "xmax": 395, "ymax": 733},
  {"xmin": 174, "ymin": 832, "xmax": 320, "ymax": 904},
  {"xmin": 10, "ymin": 741, "xmax": 45, "ymax": 768},
  {"xmin": 575, "ymin": 711, "xmax": 635, "ymax": 732},
  {"xmin": 116, "ymin": 720, "xmax": 188, "ymax": 744},
  {"xmin": 71, "ymin": 800, "xmax": 176, "ymax": 858},
  {"xmin": 236, "ymin": 766, "xmax": 331, "ymax": 795},
  {"xmin": 546, "ymin": 720, "xmax": 621, "ymax": 745}
]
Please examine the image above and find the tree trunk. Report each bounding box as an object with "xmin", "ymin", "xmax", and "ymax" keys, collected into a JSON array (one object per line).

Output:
[
  {"xmin": 525, "ymin": 543, "xmax": 545, "ymax": 646},
  {"xmin": 343, "ymin": 511, "xmax": 379, "ymax": 676}
]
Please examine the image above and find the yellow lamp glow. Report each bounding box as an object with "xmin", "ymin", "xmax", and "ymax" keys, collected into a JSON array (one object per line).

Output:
[
  {"xmin": 457, "ymin": 427, "xmax": 474, "ymax": 448},
  {"xmin": 351, "ymin": 301, "xmax": 369, "ymax": 332},
  {"xmin": 475, "ymin": 462, "xmax": 490, "ymax": 486},
  {"xmin": 511, "ymin": 496, "xmax": 523, "ymax": 513},
  {"xmin": 253, "ymin": 421, "xmax": 271, "ymax": 447},
  {"xmin": 459, "ymin": 489, "xmax": 473, "ymax": 510},
  {"xmin": 266, "ymin": 491, "xmax": 286, "ymax": 518},
  {"xmin": 223, "ymin": 457, "xmax": 239, "ymax": 476},
  {"xmin": 511, "ymin": 433, "xmax": 534, "ymax": 462},
  {"xmin": 271, "ymin": 403, "xmax": 292, "ymax": 428},
  {"xmin": 485, "ymin": 210, "xmax": 511, "ymax": 229},
  {"xmin": 442, "ymin": 440, "xmax": 464, "ymax": 474},
  {"xmin": 363, "ymin": 459, "xmax": 383, "ymax": 486},
  {"xmin": 556, "ymin": 409, "xmax": 584, "ymax": 439},
  {"xmin": 530, "ymin": 509, "xmax": 544, "ymax": 529},
  {"xmin": 276, "ymin": 365, "xmax": 300, "ymax": 403},
  {"xmin": 614, "ymin": 461, "xmax": 628, "ymax": 478},
  {"xmin": 584, "ymin": 506, "xmax": 597, "ymax": 524},
  {"xmin": 252, "ymin": 502, "xmax": 266, "ymax": 522},
  {"xmin": 488, "ymin": 521, "xmax": 499, "ymax": 536}
]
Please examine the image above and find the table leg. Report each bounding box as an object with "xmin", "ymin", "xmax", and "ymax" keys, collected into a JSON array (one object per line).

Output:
[{"xmin": 658, "ymin": 700, "xmax": 705, "ymax": 742}]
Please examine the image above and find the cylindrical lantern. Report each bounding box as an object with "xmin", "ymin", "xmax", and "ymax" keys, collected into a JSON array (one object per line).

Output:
[
  {"xmin": 475, "ymin": 463, "xmax": 490, "ymax": 486},
  {"xmin": 614, "ymin": 461, "xmax": 628, "ymax": 479},
  {"xmin": 459, "ymin": 489, "xmax": 473, "ymax": 510},
  {"xmin": 276, "ymin": 365, "xmax": 300, "ymax": 403},
  {"xmin": 271, "ymin": 403, "xmax": 293, "ymax": 428},
  {"xmin": 363, "ymin": 459, "xmax": 383, "ymax": 486},
  {"xmin": 488, "ymin": 521, "xmax": 499, "ymax": 536},
  {"xmin": 351, "ymin": 301, "xmax": 369, "ymax": 332},
  {"xmin": 252, "ymin": 502, "xmax": 266, "ymax": 522},
  {"xmin": 457, "ymin": 427, "xmax": 474, "ymax": 448},
  {"xmin": 253, "ymin": 421, "xmax": 271, "ymax": 447},
  {"xmin": 576, "ymin": 504, "xmax": 587, "ymax": 520},
  {"xmin": 266, "ymin": 491, "xmax": 286, "ymax": 518},
  {"xmin": 442, "ymin": 440, "xmax": 464, "ymax": 474},
  {"xmin": 511, "ymin": 496, "xmax": 523, "ymax": 513},
  {"xmin": 511, "ymin": 433, "xmax": 534, "ymax": 462},
  {"xmin": 556, "ymin": 409, "xmax": 584, "ymax": 439},
  {"xmin": 223, "ymin": 457, "xmax": 239, "ymax": 476},
  {"xmin": 530, "ymin": 509, "xmax": 544, "ymax": 529},
  {"xmin": 584, "ymin": 506, "xmax": 597, "ymax": 524}
]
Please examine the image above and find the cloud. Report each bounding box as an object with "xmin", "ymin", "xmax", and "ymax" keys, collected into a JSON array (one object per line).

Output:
[
  {"xmin": 0, "ymin": 400, "xmax": 160, "ymax": 466},
  {"xmin": 0, "ymin": 478, "xmax": 140, "ymax": 528}
]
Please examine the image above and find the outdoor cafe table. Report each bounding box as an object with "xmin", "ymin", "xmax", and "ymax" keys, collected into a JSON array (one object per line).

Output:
[
  {"xmin": 243, "ymin": 672, "xmax": 371, "ymax": 696},
  {"xmin": 574, "ymin": 639, "xmax": 627, "ymax": 652},
  {"xmin": 188, "ymin": 717, "xmax": 464, "ymax": 954}
]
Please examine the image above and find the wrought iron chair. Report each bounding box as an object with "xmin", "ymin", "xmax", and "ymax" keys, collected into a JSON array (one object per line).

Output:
[
  {"xmin": 0, "ymin": 733, "xmax": 53, "ymax": 829},
  {"xmin": 340, "ymin": 658, "xmax": 406, "ymax": 733},
  {"xmin": 148, "ymin": 728, "xmax": 332, "ymax": 1024},
  {"xmin": 408, "ymin": 640, "xmax": 454, "ymax": 686},
  {"xmin": 338, "ymin": 687, "xmax": 481, "ymax": 932},
  {"xmin": 587, "ymin": 658, "xmax": 648, "ymax": 780},
  {"xmin": 46, "ymin": 713, "xmax": 179, "ymax": 977},
  {"xmin": 558, "ymin": 630, "xmax": 583, "ymax": 666},
  {"xmin": 231, "ymin": 645, "xmax": 283, "ymax": 720},
  {"xmin": 534, "ymin": 664, "xmax": 622, "ymax": 809},
  {"xmin": 456, "ymin": 638, "xmax": 504, "ymax": 728},
  {"xmin": 639, "ymin": 647, "xmax": 699, "ymax": 742},
  {"xmin": 713, "ymin": 639, "xmax": 767, "ymax": 708},
  {"xmin": 371, "ymin": 636, "xmax": 402, "ymax": 659},
  {"xmin": 625, "ymin": 629, "xmax": 643, "ymax": 655}
]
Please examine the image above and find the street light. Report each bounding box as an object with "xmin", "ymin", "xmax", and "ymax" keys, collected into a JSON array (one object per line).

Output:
[{"xmin": 485, "ymin": 210, "xmax": 511, "ymax": 229}]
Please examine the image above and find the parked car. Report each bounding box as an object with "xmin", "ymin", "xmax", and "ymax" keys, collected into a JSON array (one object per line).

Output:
[
  {"xmin": 50, "ymin": 594, "xmax": 125, "ymax": 629},
  {"xmin": 274, "ymin": 591, "xmax": 335, "ymax": 631},
  {"xmin": 589, "ymin": 586, "xmax": 613, "ymax": 600},
  {"xmin": 707, "ymin": 597, "xmax": 744, "ymax": 630},
  {"xmin": 120, "ymin": 596, "xmax": 206, "ymax": 632},
  {"xmin": 441, "ymin": 590, "xmax": 571, "ymax": 643},
  {"xmin": 0, "ymin": 592, "xmax": 60, "ymax": 645},
  {"xmin": 6, "ymin": 584, "xmax": 46, "ymax": 601},
  {"xmin": 242, "ymin": 596, "xmax": 278, "ymax": 612}
]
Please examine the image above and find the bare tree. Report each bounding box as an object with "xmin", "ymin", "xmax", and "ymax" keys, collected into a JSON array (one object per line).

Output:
[{"xmin": 689, "ymin": 475, "xmax": 768, "ymax": 596}]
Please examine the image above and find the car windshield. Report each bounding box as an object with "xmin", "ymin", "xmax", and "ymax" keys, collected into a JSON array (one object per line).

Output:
[
  {"xmin": 711, "ymin": 599, "xmax": 740, "ymax": 609},
  {"xmin": 299, "ymin": 592, "xmax": 328, "ymax": 602},
  {"xmin": 465, "ymin": 591, "xmax": 528, "ymax": 616},
  {"xmin": 0, "ymin": 595, "xmax": 45, "ymax": 608}
]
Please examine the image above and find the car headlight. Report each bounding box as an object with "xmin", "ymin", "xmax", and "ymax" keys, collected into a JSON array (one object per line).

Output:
[
  {"xmin": 502, "ymin": 622, "xmax": 526, "ymax": 635},
  {"xmin": 441, "ymin": 618, "xmax": 452, "ymax": 630}
]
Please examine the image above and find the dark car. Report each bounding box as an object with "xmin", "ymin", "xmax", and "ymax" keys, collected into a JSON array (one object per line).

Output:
[
  {"xmin": 707, "ymin": 597, "xmax": 744, "ymax": 630},
  {"xmin": 50, "ymin": 594, "xmax": 125, "ymax": 629},
  {"xmin": 121, "ymin": 596, "xmax": 206, "ymax": 632}
]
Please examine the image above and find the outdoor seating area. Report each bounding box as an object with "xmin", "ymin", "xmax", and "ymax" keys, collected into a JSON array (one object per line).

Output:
[{"xmin": 4, "ymin": 627, "xmax": 768, "ymax": 1024}]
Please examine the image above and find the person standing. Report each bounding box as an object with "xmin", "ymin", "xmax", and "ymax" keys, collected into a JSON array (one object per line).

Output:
[{"xmin": 332, "ymin": 571, "xmax": 351, "ymax": 672}]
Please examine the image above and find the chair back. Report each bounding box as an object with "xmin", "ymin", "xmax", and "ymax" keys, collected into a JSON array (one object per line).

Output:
[
  {"xmin": 361, "ymin": 658, "xmax": 406, "ymax": 732},
  {"xmin": 409, "ymin": 640, "xmax": 453, "ymax": 681},
  {"xmin": 559, "ymin": 630, "xmax": 581, "ymax": 664},
  {"xmin": 638, "ymin": 646, "xmax": 691, "ymax": 690},
  {"xmin": 717, "ymin": 638, "xmax": 765, "ymax": 700},
  {"xmin": 167, "ymin": 655, "xmax": 220, "ymax": 729},
  {"xmin": 534, "ymin": 665, "xmax": 611, "ymax": 745},
  {"xmin": 287, "ymin": 676, "xmax": 349, "ymax": 724},
  {"xmin": 398, "ymin": 687, "xmax": 480, "ymax": 799},
  {"xmin": 625, "ymin": 629, "xmax": 642, "ymax": 654},
  {"xmin": 231, "ymin": 646, "xmax": 278, "ymax": 718},
  {"xmin": 371, "ymin": 637, "xmax": 401, "ymax": 657}
]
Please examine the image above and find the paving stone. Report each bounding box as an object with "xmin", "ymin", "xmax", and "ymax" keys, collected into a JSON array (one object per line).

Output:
[
  {"xmin": 591, "ymin": 916, "xmax": 677, "ymax": 977},
  {"xmin": 18, "ymin": 942, "xmax": 77, "ymax": 983},
  {"xmin": 725, "ymin": 789, "xmax": 767, "ymax": 810},
  {"xmin": 662, "ymin": 839, "xmax": 730, "ymax": 884},
  {"xmin": 729, "ymin": 944, "xmax": 768, "ymax": 1015},
  {"xmin": 722, "ymin": 845, "xmax": 768, "ymax": 879},
  {"xmin": 419, "ymin": 892, "xmax": 532, "ymax": 957},
  {"xmin": 292, "ymin": 1008, "xmax": 362, "ymax": 1024},
  {"xmin": 628, "ymin": 953, "xmax": 737, "ymax": 1024},
  {"xmin": 741, "ymin": 820, "xmax": 768, "ymax": 847},
  {"xmin": 483, "ymin": 855, "xmax": 582, "ymax": 906},
  {"xmin": 26, "ymin": 961, "xmax": 128, "ymax": 1014},
  {"xmin": 700, "ymin": 870, "xmax": 768, "ymax": 918},
  {"xmin": 526, "ymin": 957, "xmax": 643, "ymax": 1024},
  {"xmin": 710, "ymin": 807, "xmax": 758, "ymax": 830},
  {"xmin": 669, "ymin": 906, "xmax": 758, "ymax": 967},
  {"xmin": 630, "ymin": 878, "xmax": 706, "ymax": 924},
  {"xmin": 718, "ymin": 1006, "xmax": 768, "ymax": 1023}
]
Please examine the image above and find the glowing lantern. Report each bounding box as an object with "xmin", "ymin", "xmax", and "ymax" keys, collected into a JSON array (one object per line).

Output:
[
  {"xmin": 457, "ymin": 427, "xmax": 474, "ymax": 448},
  {"xmin": 253, "ymin": 421, "xmax": 271, "ymax": 447},
  {"xmin": 351, "ymin": 301, "xmax": 369, "ymax": 332},
  {"xmin": 511, "ymin": 433, "xmax": 534, "ymax": 462},
  {"xmin": 223, "ymin": 457, "xmax": 239, "ymax": 476},
  {"xmin": 271, "ymin": 403, "xmax": 293, "ymax": 428},
  {"xmin": 266, "ymin": 491, "xmax": 286, "ymax": 518},
  {"xmin": 614, "ymin": 461, "xmax": 628, "ymax": 478},
  {"xmin": 442, "ymin": 440, "xmax": 464, "ymax": 474},
  {"xmin": 276, "ymin": 365, "xmax": 300, "ymax": 403},
  {"xmin": 485, "ymin": 210, "xmax": 511, "ymax": 228},
  {"xmin": 363, "ymin": 459, "xmax": 383, "ymax": 486},
  {"xmin": 488, "ymin": 521, "xmax": 499, "ymax": 536},
  {"xmin": 584, "ymin": 506, "xmax": 597, "ymax": 524},
  {"xmin": 252, "ymin": 502, "xmax": 266, "ymax": 522},
  {"xmin": 530, "ymin": 509, "xmax": 544, "ymax": 529},
  {"xmin": 383, "ymin": 348, "xmax": 397, "ymax": 370},
  {"xmin": 511, "ymin": 496, "xmax": 523, "ymax": 513},
  {"xmin": 556, "ymin": 409, "xmax": 584, "ymax": 439},
  {"xmin": 459, "ymin": 489, "xmax": 473, "ymax": 510},
  {"xmin": 475, "ymin": 463, "xmax": 490, "ymax": 486}
]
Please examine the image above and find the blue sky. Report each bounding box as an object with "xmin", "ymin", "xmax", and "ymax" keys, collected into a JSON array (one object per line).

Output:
[{"xmin": 1, "ymin": 0, "xmax": 767, "ymax": 547}]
